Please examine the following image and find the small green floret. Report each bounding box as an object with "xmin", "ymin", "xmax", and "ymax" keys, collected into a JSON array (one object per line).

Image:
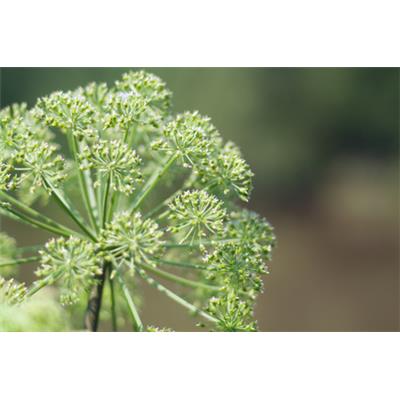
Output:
[
  {"xmin": 0, "ymin": 276, "xmax": 27, "ymax": 305},
  {"xmin": 16, "ymin": 142, "xmax": 66, "ymax": 193},
  {"xmin": 207, "ymin": 290, "xmax": 257, "ymax": 332},
  {"xmin": 152, "ymin": 112, "xmax": 217, "ymax": 168},
  {"xmin": 100, "ymin": 212, "xmax": 164, "ymax": 269},
  {"xmin": 80, "ymin": 139, "xmax": 142, "ymax": 195},
  {"xmin": 168, "ymin": 190, "xmax": 226, "ymax": 243},
  {"xmin": 36, "ymin": 237, "xmax": 101, "ymax": 305},
  {"xmin": 34, "ymin": 91, "xmax": 96, "ymax": 138}
]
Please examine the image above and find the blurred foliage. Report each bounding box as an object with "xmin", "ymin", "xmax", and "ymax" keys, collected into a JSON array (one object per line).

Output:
[{"xmin": 0, "ymin": 288, "xmax": 70, "ymax": 332}]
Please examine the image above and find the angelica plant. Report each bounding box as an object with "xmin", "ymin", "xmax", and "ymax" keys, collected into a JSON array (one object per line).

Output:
[{"xmin": 0, "ymin": 71, "xmax": 275, "ymax": 332}]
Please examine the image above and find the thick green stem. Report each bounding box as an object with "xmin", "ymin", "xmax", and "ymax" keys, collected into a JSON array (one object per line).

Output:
[
  {"xmin": 109, "ymin": 270, "xmax": 117, "ymax": 332},
  {"xmin": 84, "ymin": 264, "xmax": 108, "ymax": 332}
]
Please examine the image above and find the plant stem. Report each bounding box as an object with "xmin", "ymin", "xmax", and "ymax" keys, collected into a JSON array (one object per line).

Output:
[
  {"xmin": 144, "ymin": 189, "xmax": 182, "ymax": 219},
  {"xmin": 109, "ymin": 269, "xmax": 117, "ymax": 332},
  {"xmin": 101, "ymin": 173, "xmax": 112, "ymax": 229},
  {"xmin": 84, "ymin": 264, "xmax": 108, "ymax": 332},
  {"xmin": 0, "ymin": 256, "xmax": 40, "ymax": 268},
  {"xmin": 104, "ymin": 125, "xmax": 134, "ymax": 221},
  {"xmin": 0, "ymin": 206, "xmax": 82, "ymax": 239},
  {"xmin": 144, "ymin": 171, "xmax": 198, "ymax": 219},
  {"xmin": 16, "ymin": 245, "xmax": 43, "ymax": 255},
  {"xmin": 151, "ymin": 257, "xmax": 208, "ymax": 270},
  {"xmin": 44, "ymin": 178, "xmax": 97, "ymax": 241},
  {"xmin": 0, "ymin": 191, "xmax": 78, "ymax": 237},
  {"xmin": 137, "ymin": 267, "xmax": 217, "ymax": 324},
  {"xmin": 140, "ymin": 263, "xmax": 220, "ymax": 292},
  {"xmin": 164, "ymin": 238, "xmax": 240, "ymax": 248},
  {"xmin": 117, "ymin": 270, "xmax": 144, "ymax": 332},
  {"xmin": 26, "ymin": 271, "xmax": 63, "ymax": 298},
  {"xmin": 130, "ymin": 154, "xmax": 178, "ymax": 213},
  {"xmin": 69, "ymin": 133, "xmax": 98, "ymax": 231}
]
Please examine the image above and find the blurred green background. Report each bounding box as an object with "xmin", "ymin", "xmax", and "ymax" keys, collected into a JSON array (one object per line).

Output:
[{"xmin": 1, "ymin": 68, "xmax": 398, "ymax": 331}]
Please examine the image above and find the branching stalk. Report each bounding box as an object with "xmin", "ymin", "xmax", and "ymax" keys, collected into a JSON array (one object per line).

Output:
[
  {"xmin": 109, "ymin": 270, "xmax": 118, "ymax": 331},
  {"xmin": 164, "ymin": 238, "xmax": 240, "ymax": 248},
  {"xmin": 84, "ymin": 264, "xmax": 108, "ymax": 332},
  {"xmin": 0, "ymin": 256, "xmax": 40, "ymax": 268},
  {"xmin": 130, "ymin": 154, "xmax": 178, "ymax": 213},
  {"xmin": 69, "ymin": 133, "xmax": 98, "ymax": 231},
  {"xmin": 0, "ymin": 191, "xmax": 79, "ymax": 237},
  {"xmin": 0, "ymin": 205, "xmax": 82, "ymax": 238},
  {"xmin": 137, "ymin": 267, "xmax": 217, "ymax": 324},
  {"xmin": 139, "ymin": 263, "xmax": 220, "ymax": 292},
  {"xmin": 151, "ymin": 257, "xmax": 208, "ymax": 270},
  {"xmin": 117, "ymin": 269, "xmax": 144, "ymax": 332},
  {"xmin": 44, "ymin": 178, "xmax": 97, "ymax": 241}
]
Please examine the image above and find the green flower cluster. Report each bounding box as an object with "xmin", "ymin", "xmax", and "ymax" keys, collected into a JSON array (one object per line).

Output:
[
  {"xmin": 100, "ymin": 212, "xmax": 164, "ymax": 269},
  {"xmin": 0, "ymin": 276, "xmax": 27, "ymax": 305},
  {"xmin": 34, "ymin": 91, "xmax": 96, "ymax": 138},
  {"xmin": 36, "ymin": 237, "xmax": 101, "ymax": 305},
  {"xmin": 80, "ymin": 139, "xmax": 142, "ymax": 195},
  {"xmin": 168, "ymin": 190, "xmax": 226, "ymax": 244},
  {"xmin": 0, "ymin": 70, "xmax": 275, "ymax": 332}
]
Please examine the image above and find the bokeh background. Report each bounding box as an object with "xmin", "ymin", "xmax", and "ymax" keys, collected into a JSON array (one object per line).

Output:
[{"xmin": 0, "ymin": 68, "xmax": 398, "ymax": 331}]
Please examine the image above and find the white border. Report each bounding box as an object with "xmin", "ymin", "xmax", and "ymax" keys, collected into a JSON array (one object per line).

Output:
[
  {"xmin": 0, "ymin": 0, "xmax": 399, "ymax": 66},
  {"xmin": 1, "ymin": 333, "xmax": 399, "ymax": 399},
  {"xmin": 1, "ymin": 1, "xmax": 398, "ymax": 398}
]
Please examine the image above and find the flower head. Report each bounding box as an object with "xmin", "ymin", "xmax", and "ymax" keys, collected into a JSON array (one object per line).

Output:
[
  {"xmin": 1, "ymin": 103, "xmax": 53, "ymax": 162},
  {"xmin": 34, "ymin": 91, "xmax": 96, "ymax": 138},
  {"xmin": 168, "ymin": 190, "xmax": 226, "ymax": 243},
  {"xmin": 77, "ymin": 82, "xmax": 109, "ymax": 110},
  {"xmin": 0, "ymin": 163, "xmax": 16, "ymax": 191},
  {"xmin": 152, "ymin": 112, "xmax": 218, "ymax": 168},
  {"xmin": 196, "ymin": 141, "xmax": 254, "ymax": 201},
  {"xmin": 100, "ymin": 212, "xmax": 164, "ymax": 269},
  {"xmin": 207, "ymin": 290, "xmax": 257, "ymax": 332},
  {"xmin": 225, "ymin": 209, "xmax": 276, "ymax": 260},
  {"xmin": 203, "ymin": 210, "xmax": 276, "ymax": 294},
  {"xmin": 115, "ymin": 70, "xmax": 172, "ymax": 116},
  {"xmin": 103, "ymin": 92, "xmax": 150, "ymax": 130},
  {"xmin": 80, "ymin": 139, "xmax": 142, "ymax": 194},
  {"xmin": 16, "ymin": 142, "xmax": 66, "ymax": 193},
  {"xmin": 36, "ymin": 237, "xmax": 101, "ymax": 305},
  {"xmin": 205, "ymin": 242, "xmax": 266, "ymax": 293},
  {"xmin": 0, "ymin": 277, "xmax": 27, "ymax": 305}
]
